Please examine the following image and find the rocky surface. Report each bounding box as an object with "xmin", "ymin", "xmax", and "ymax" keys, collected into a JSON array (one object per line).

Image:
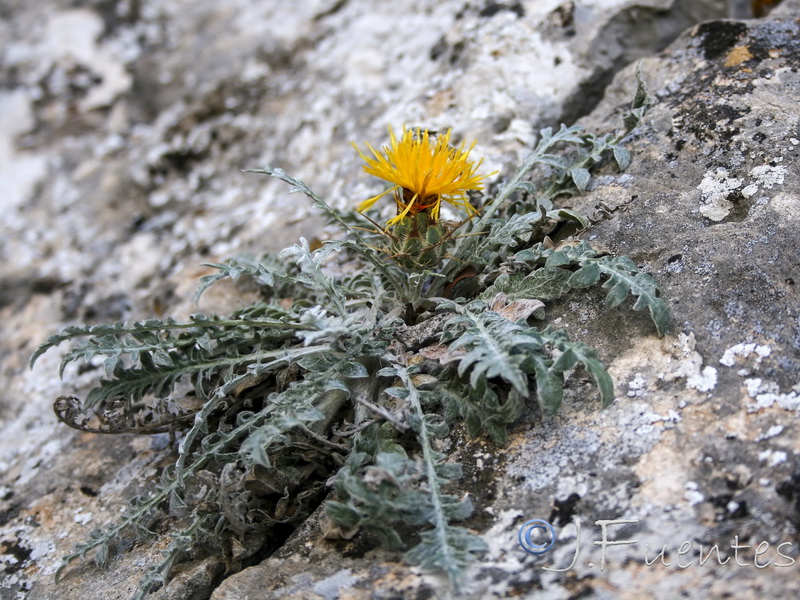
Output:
[{"xmin": 0, "ymin": 0, "xmax": 796, "ymax": 599}]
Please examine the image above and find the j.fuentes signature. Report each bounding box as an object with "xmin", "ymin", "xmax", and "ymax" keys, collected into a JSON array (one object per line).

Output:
[{"xmin": 519, "ymin": 518, "xmax": 796, "ymax": 571}]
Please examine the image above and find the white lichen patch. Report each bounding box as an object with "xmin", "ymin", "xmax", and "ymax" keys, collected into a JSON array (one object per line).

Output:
[
  {"xmin": 686, "ymin": 366, "xmax": 718, "ymax": 393},
  {"xmin": 758, "ymin": 449, "xmax": 788, "ymax": 467},
  {"xmin": 742, "ymin": 164, "xmax": 786, "ymax": 199},
  {"xmin": 605, "ymin": 333, "xmax": 719, "ymax": 398},
  {"xmin": 73, "ymin": 509, "xmax": 94, "ymax": 525},
  {"xmin": 720, "ymin": 342, "xmax": 772, "ymax": 367},
  {"xmin": 684, "ymin": 481, "xmax": 704, "ymax": 506},
  {"xmin": 626, "ymin": 372, "xmax": 647, "ymax": 397},
  {"xmin": 743, "ymin": 378, "xmax": 800, "ymax": 413},
  {"xmin": 28, "ymin": 540, "xmax": 55, "ymax": 563},
  {"xmin": 755, "ymin": 425, "xmax": 784, "ymax": 442},
  {"xmin": 697, "ymin": 162, "xmax": 787, "ymax": 220},
  {"xmin": 659, "ymin": 333, "xmax": 719, "ymax": 393},
  {"xmin": 749, "ymin": 164, "xmax": 787, "ymax": 189},
  {"xmin": 697, "ymin": 167, "xmax": 742, "ymax": 221}
]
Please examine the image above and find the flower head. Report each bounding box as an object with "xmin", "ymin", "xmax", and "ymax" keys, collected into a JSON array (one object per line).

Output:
[{"xmin": 354, "ymin": 126, "xmax": 494, "ymax": 227}]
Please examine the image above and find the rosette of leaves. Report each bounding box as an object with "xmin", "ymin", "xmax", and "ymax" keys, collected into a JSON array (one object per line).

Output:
[{"xmin": 31, "ymin": 68, "xmax": 667, "ymax": 595}]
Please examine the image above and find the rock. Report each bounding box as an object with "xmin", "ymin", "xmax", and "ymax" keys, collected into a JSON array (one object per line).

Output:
[{"xmin": 0, "ymin": 0, "xmax": 797, "ymax": 599}]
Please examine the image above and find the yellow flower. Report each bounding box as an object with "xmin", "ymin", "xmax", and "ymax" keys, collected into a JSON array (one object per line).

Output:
[{"xmin": 353, "ymin": 126, "xmax": 494, "ymax": 227}]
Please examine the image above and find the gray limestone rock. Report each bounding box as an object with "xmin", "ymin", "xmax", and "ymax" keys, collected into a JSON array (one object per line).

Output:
[{"xmin": 0, "ymin": 0, "xmax": 797, "ymax": 599}]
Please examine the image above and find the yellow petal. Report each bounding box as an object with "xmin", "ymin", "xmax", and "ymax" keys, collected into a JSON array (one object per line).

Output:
[
  {"xmin": 353, "ymin": 126, "xmax": 494, "ymax": 225},
  {"xmin": 386, "ymin": 193, "xmax": 418, "ymax": 226},
  {"xmin": 356, "ymin": 185, "xmax": 400, "ymax": 212}
]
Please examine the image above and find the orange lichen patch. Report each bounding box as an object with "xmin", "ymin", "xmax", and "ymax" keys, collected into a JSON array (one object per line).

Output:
[{"xmin": 724, "ymin": 45, "xmax": 754, "ymax": 68}]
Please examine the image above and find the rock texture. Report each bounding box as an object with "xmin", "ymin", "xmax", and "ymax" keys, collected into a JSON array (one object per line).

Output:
[{"xmin": 0, "ymin": 0, "xmax": 796, "ymax": 599}]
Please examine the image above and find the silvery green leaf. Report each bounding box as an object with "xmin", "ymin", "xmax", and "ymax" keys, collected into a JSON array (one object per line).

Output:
[
  {"xmin": 571, "ymin": 167, "xmax": 591, "ymax": 191},
  {"xmin": 613, "ymin": 145, "xmax": 632, "ymax": 170}
]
